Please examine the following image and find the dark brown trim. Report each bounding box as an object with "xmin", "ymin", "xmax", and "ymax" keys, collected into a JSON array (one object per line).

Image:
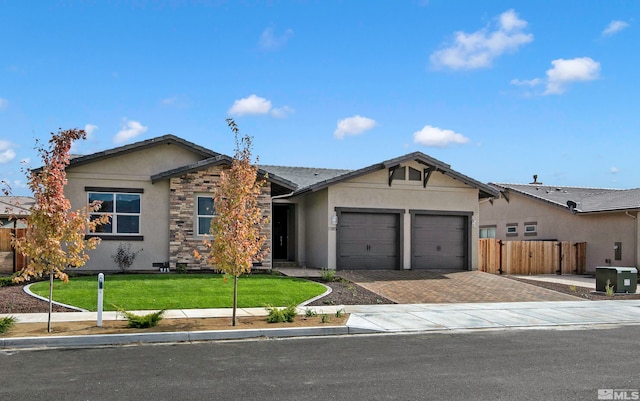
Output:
[
  {"xmin": 85, "ymin": 187, "xmax": 144, "ymax": 194},
  {"xmin": 86, "ymin": 234, "xmax": 144, "ymax": 241}
]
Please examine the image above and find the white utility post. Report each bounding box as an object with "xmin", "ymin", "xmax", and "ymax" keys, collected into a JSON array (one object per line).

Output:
[{"xmin": 97, "ymin": 273, "xmax": 104, "ymax": 327}]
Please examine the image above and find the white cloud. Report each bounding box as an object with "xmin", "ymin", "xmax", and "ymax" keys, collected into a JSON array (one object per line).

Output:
[
  {"xmin": 0, "ymin": 98, "xmax": 8, "ymax": 110},
  {"xmin": 228, "ymin": 95, "xmax": 272, "ymax": 116},
  {"xmin": 271, "ymin": 106, "xmax": 295, "ymax": 119},
  {"xmin": 602, "ymin": 20, "xmax": 629, "ymax": 36},
  {"xmin": 544, "ymin": 57, "xmax": 600, "ymax": 95},
  {"xmin": 413, "ymin": 125, "xmax": 469, "ymax": 148},
  {"xmin": 430, "ymin": 9, "xmax": 533, "ymax": 70},
  {"xmin": 71, "ymin": 124, "xmax": 98, "ymax": 154},
  {"xmin": 84, "ymin": 124, "xmax": 98, "ymax": 139},
  {"xmin": 610, "ymin": 166, "xmax": 619, "ymax": 174},
  {"xmin": 510, "ymin": 78, "xmax": 542, "ymax": 87},
  {"xmin": 258, "ymin": 27, "xmax": 294, "ymax": 51},
  {"xmin": 0, "ymin": 140, "xmax": 16, "ymax": 163},
  {"xmin": 334, "ymin": 115, "xmax": 377, "ymax": 139},
  {"xmin": 114, "ymin": 119, "xmax": 148, "ymax": 144},
  {"xmin": 228, "ymin": 94, "xmax": 293, "ymax": 119}
]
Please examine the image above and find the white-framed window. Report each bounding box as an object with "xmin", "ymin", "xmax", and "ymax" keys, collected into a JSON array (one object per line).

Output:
[
  {"xmin": 197, "ymin": 195, "xmax": 215, "ymax": 236},
  {"xmin": 480, "ymin": 226, "xmax": 496, "ymax": 238},
  {"xmin": 524, "ymin": 222, "xmax": 537, "ymax": 236},
  {"xmin": 89, "ymin": 192, "xmax": 141, "ymax": 234},
  {"xmin": 506, "ymin": 223, "xmax": 518, "ymax": 237}
]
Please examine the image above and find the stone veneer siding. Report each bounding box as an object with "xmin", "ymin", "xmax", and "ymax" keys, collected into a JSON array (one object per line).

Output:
[{"xmin": 168, "ymin": 165, "xmax": 272, "ymax": 270}]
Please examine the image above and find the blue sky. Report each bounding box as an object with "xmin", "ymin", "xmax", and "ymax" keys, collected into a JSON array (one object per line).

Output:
[{"xmin": 1, "ymin": 1, "xmax": 639, "ymax": 196}]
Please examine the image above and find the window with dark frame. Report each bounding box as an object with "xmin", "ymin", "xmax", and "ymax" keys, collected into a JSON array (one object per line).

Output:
[
  {"xmin": 408, "ymin": 167, "xmax": 422, "ymax": 181},
  {"xmin": 197, "ymin": 195, "xmax": 215, "ymax": 236},
  {"xmin": 89, "ymin": 192, "xmax": 141, "ymax": 235}
]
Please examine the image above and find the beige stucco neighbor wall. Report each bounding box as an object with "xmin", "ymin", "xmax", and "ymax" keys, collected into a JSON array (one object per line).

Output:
[
  {"xmin": 65, "ymin": 144, "xmax": 205, "ymax": 272},
  {"xmin": 296, "ymin": 161, "xmax": 481, "ymax": 270},
  {"xmin": 167, "ymin": 166, "xmax": 272, "ymax": 270},
  {"xmin": 479, "ymin": 194, "xmax": 639, "ymax": 272}
]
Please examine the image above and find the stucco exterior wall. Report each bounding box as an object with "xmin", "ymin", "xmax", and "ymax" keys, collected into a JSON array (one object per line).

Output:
[
  {"xmin": 301, "ymin": 189, "xmax": 329, "ymax": 269},
  {"xmin": 294, "ymin": 162, "xmax": 481, "ymax": 270},
  {"xmin": 328, "ymin": 168, "xmax": 480, "ymax": 270},
  {"xmin": 479, "ymin": 195, "xmax": 639, "ymax": 272},
  {"xmin": 65, "ymin": 144, "xmax": 204, "ymax": 272}
]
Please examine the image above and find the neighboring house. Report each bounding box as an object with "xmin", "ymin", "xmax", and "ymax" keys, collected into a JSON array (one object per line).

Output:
[
  {"xmin": 0, "ymin": 196, "xmax": 33, "ymax": 273},
  {"xmin": 0, "ymin": 196, "xmax": 34, "ymax": 228},
  {"xmin": 479, "ymin": 182, "xmax": 640, "ymax": 273},
  {"xmin": 64, "ymin": 134, "xmax": 498, "ymax": 272}
]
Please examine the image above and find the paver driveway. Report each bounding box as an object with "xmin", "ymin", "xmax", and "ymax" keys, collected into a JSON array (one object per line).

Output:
[{"xmin": 338, "ymin": 270, "xmax": 583, "ymax": 304}]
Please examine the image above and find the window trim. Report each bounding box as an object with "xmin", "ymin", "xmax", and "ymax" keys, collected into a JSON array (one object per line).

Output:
[
  {"xmin": 88, "ymin": 191, "xmax": 142, "ymax": 236},
  {"xmin": 479, "ymin": 225, "xmax": 496, "ymax": 239},
  {"xmin": 506, "ymin": 223, "xmax": 518, "ymax": 237},
  {"xmin": 196, "ymin": 194, "xmax": 216, "ymax": 236},
  {"xmin": 524, "ymin": 222, "xmax": 538, "ymax": 236}
]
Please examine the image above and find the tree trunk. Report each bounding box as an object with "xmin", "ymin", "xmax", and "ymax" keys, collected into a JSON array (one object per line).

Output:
[
  {"xmin": 48, "ymin": 270, "xmax": 53, "ymax": 333},
  {"xmin": 232, "ymin": 274, "xmax": 238, "ymax": 326}
]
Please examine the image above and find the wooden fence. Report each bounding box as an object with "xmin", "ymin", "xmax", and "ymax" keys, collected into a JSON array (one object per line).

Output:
[
  {"xmin": 479, "ymin": 239, "xmax": 586, "ymax": 275},
  {"xmin": 0, "ymin": 228, "xmax": 27, "ymax": 273}
]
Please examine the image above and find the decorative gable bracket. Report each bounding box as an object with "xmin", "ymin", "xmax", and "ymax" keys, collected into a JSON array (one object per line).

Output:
[
  {"xmin": 423, "ymin": 166, "xmax": 437, "ymax": 188},
  {"xmin": 388, "ymin": 165, "xmax": 400, "ymax": 187}
]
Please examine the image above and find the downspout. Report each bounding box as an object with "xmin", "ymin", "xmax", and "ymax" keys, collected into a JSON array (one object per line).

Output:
[
  {"xmin": 12, "ymin": 219, "xmax": 16, "ymax": 273},
  {"xmin": 556, "ymin": 242, "xmax": 562, "ymax": 275},
  {"xmin": 498, "ymin": 240, "xmax": 504, "ymax": 275},
  {"xmin": 625, "ymin": 211, "xmax": 638, "ymax": 269}
]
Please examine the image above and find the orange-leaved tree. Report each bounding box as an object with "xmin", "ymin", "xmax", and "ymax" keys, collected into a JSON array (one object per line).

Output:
[
  {"xmin": 195, "ymin": 118, "xmax": 269, "ymax": 326},
  {"xmin": 12, "ymin": 128, "xmax": 106, "ymax": 332}
]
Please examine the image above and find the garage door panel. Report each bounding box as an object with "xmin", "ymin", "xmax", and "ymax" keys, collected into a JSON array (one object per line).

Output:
[
  {"xmin": 338, "ymin": 212, "xmax": 399, "ymax": 270},
  {"xmin": 412, "ymin": 214, "xmax": 467, "ymax": 270}
]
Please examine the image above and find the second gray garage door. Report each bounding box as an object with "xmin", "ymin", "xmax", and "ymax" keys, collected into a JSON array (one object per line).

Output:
[
  {"xmin": 412, "ymin": 214, "xmax": 468, "ymax": 270},
  {"xmin": 338, "ymin": 211, "xmax": 400, "ymax": 270}
]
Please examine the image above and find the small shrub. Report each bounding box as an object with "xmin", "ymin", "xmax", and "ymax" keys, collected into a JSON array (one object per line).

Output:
[
  {"xmin": 0, "ymin": 316, "xmax": 17, "ymax": 334},
  {"xmin": 320, "ymin": 268, "xmax": 336, "ymax": 282},
  {"xmin": 605, "ymin": 279, "xmax": 615, "ymax": 297},
  {"xmin": 266, "ymin": 305, "xmax": 297, "ymax": 323},
  {"xmin": 305, "ymin": 308, "xmax": 317, "ymax": 317},
  {"xmin": 568, "ymin": 285, "xmax": 577, "ymax": 293},
  {"xmin": 116, "ymin": 307, "xmax": 165, "ymax": 328},
  {"xmin": 176, "ymin": 263, "xmax": 188, "ymax": 274},
  {"xmin": 112, "ymin": 243, "xmax": 142, "ymax": 273},
  {"xmin": 347, "ymin": 284, "xmax": 357, "ymax": 297},
  {"xmin": 335, "ymin": 308, "xmax": 345, "ymax": 318},
  {"xmin": 320, "ymin": 314, "xmax": 331, "ymax": 324},
  {"xmin": 0, "ymin": 276, "xmax": 14, "ymax": 288}
]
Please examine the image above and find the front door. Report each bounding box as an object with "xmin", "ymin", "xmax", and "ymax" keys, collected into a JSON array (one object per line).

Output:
[{"xmin": 273, "ymin": 205, "xmax": 289, "ymax": 260}]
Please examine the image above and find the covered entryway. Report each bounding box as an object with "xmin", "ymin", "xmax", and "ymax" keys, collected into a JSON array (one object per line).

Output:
[
  {"xmin": 272, "ymin": 204, "xmax": 295, "ymax": 261},
  {"xmin": 337, "ymin": 209, "xmax": 401, "ymax": 270},
  {"xmin": 411, "ymin": 212, "xmax": 470, "ymax": 270}
]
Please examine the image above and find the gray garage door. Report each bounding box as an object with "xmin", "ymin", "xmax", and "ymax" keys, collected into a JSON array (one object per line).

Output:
[
  {"xmin": 338, "ymin": 212, "xmax": 399, "ymax": 270},
  {"xmin": 412, "ymin": 214, "xmax": 467, "ymax": 270}
]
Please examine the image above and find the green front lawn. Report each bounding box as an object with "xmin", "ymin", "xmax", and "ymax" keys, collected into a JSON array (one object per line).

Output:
[{"xmin": 29, "ymin": 274, "xmax": 326, "ymax": 311}]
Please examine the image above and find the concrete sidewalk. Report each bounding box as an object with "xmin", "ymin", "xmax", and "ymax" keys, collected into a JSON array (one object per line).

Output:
[{"xmin": 3, "ymin": 300, "xmax": 640, "ymax": 349}]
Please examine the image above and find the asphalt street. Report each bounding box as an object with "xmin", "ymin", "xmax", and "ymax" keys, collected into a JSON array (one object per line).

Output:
[{"xmin": 1, "ymin": 325, "xmax": 639, "ymax": 401}]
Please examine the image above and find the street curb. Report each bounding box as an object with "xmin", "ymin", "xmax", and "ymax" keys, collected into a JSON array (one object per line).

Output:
[{"xmin": 0, "ymin": 325, "xmax": 380, "ymax": 350}]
